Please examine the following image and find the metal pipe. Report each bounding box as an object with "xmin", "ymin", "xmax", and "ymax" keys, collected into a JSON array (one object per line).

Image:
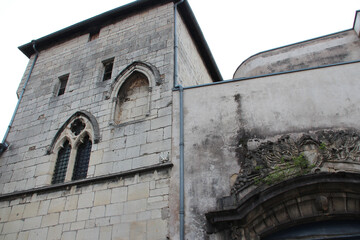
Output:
[
  {"xmin": 174, "ymin": 0, "xmax": 185, "ymax": 239},
  {"xmin": 0, "ymin": 41, "xmax": 39, "ymax": 154}
]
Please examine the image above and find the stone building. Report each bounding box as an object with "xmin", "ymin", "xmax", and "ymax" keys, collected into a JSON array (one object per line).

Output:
[{"xmin": 0, "ymin": 0, "xmax": 359, "ymax": 239}]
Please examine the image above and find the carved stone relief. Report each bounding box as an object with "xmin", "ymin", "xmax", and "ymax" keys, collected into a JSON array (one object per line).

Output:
[{"xmin": 232, "ymin": 128, "xmax": 360, "ymax": 194}]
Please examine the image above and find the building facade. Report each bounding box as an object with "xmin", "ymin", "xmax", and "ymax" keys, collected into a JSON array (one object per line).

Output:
[{"xmin": 0, "ymin": 0, "xmax": 360, "ymax": 239}]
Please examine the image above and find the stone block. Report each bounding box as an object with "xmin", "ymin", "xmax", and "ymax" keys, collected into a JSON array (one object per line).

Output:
[
  {"xmin": 47, "ymin": 225, "xmax": 63, "ymax": 240},
  {"xmin": 48, "ymin": 197, "xmax": 66, "ymax": 213},
  {"xmin": 130, "ymin": 221, "xmax": 146, "ymax": 240},
  {"xmin": 124, "ymin": 199, "xmax": 146, "ymax": 214},
  {"xmin": 99, "ymin": 226, "xmax": 112, "ymax": 240},
  {"xmin": 37, "ymin": 200, "xmax": 50, "ymax": 216},
  {"xmin": 112, "ymin": 223, "xmax": 130, "ymax": 240},
  {"xmin": 139, "ymin": 139, "xmax": 171, "ymax": 155},
  {"xmin": 0, "ymin": 207, "xmax": 11, "ymax": 222},
  {"xmin": 105, "ymin": 203, "xmax": 124, "ymax": 217},
  {"xmin": 76, "ymin": 227, "xmax": 100, "ymax": 240},
  {"xmin": 150, "ymin": 187, "xmax": 169, "ymax": 197},
  {"xmin": 9, "ymin": 204, "xmax": 25, "ymax": 221},
  {"xmin": 147, "ymin": 129, "xmax": 163, "ymax": 143},
  {"xmin": 150, "ymin": 115, "xmax": 171, "ymax": 130},
  {"xmin": 113, "ymin": 159, "xmax": 132, "ymax": 173},
  {"xmin": 28, "ymin": 228, "xmax": 49, "ymax": 240},
  {"xmin": 35, "ymin": 162, "xmax": 52, "ymax": 176},
  {"xmin": 94, "ymin": 190, "xmax": 111, "ymax": 206},
  {"xmin": 61, "ymin": 231, "xmax": 76, "ymax": 240},
  {"xmin": 77, "ymin": 208, "xmax": 90, "ymax": 221},
  {"xmin": 128, "ymin": 182, "xmax": 150, "ymax": 201},
  {"xmin": 41, "ymin": 213, "xmax": 59, "ymax": 227},
  {"xmin": 77, "ymin": 192, "xmax": 94, "ymax": 209},
  {"xmin": 125, "ymin": 146, "xmax": 140, "ymax": 159},
  {"xmin": 146, "ymin": 219, "xmax": 167, "ymax": 240},
  {"xmin": 59, "ymin": 210, "xmax": 77, "ymax": 224},
  {"xmin": 2, "ymin": 220, "xmax": 24, "ymax": 234},
  {"xmin": 132, "ymin": 154, "xmax": 158, "ymax": 169},
  {"xmin": 111, "ymin": 187, "xmax": 128, "ymax": 203},
  {"xmin": 90, "ymin": 206, "xmax": 105, "ymax": 219},
  {"xmin": 23, "ymin": 216, "xmax": 42, "ymax": 230},
  {"xmin": 65, "ymin": 195, "xmax": 79, "ymax": 211},
  {"xmin": 94, "ymin": 162, "xmax": 114, "ymax": 176}
]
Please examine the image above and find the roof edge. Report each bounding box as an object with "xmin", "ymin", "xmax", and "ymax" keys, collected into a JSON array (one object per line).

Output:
[
  {"xmin": 17, "ymin": 0, "xmax": 222, "ymax": 82},
  {"xmin": 18, "ymin": 0, "xmax": 173, "ymax": 58},
  {"xmin": 233, "ymin": 28, "xmax": 353, "ymax": 79}
]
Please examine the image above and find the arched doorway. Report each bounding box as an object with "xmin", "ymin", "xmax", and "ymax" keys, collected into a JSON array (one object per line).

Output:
[
  {"xmin": 263, "ymin": 220, "xmax": 360, "ymax": 240},
  {"xmin": 206, "ymin": 172, "xmax": 360, "ymax": 240}
]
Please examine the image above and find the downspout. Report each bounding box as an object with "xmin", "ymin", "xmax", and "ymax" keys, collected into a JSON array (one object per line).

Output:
[
  {"xmin": 174, "ymin": 0, "xmax": 185, "ymax": 239},
  {"xmin": 0, "ymin": 41, "xmax": 39, "ymax": 155}
]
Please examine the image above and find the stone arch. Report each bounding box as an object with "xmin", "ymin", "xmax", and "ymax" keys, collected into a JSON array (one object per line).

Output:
[
  {"xmin": 48, "ymin": 110, "xmax": 99, "ymax": 154},
  {"xmin": 109, "ymin": 62, "xmax": 160, "ymax": 125},
  {"xmin": 207, "ymin": 172, "xmax": 360, "ymax": 239},
  {"xmin": 206, "ymin": 129, "xmax": 360, "ymax": 239}
]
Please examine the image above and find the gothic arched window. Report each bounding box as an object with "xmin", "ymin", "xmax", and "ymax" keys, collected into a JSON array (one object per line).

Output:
[
  {"xmin": 52, "ymin": 140, "xmax": 71, "ymax": 184},
  {"xmin": 114, "ymin": 72, "xmax": 150, "ymax": 124},
  {"xmin": 49, "ymin": 113, "xmax": 97, "ymax": 184},
  {"xmin": 72, "ymin": 135, "xmax": 92, "ymax": 181}
]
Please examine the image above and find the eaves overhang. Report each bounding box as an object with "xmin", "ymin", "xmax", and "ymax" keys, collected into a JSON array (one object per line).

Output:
[{"xmin": 18, "ymin": 0, "xmax": 222, "ymax": 82}]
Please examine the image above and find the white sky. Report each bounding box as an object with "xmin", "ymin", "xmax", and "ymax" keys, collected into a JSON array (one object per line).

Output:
[{"xmin": 0, "ymin": 0, "xmax": 359, "ymax": 139}]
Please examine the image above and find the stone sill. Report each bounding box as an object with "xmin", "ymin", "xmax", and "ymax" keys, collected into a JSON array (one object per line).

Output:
[{"xmin": 0, "ymin": 162, "xmax": 173, "ymax": 201}]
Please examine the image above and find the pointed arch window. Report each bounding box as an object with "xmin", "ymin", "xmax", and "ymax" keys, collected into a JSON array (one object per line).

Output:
[
  {"xmin": 52, "ymin": 140, "xmax": 71, "ymax": 184},
  {"xmin": 49, "ymin": 113, "xmax": 98, "ymax": 184},
  {"xmin": 72, "ymin": 135, "xmax": 92, "ymax": 181}
]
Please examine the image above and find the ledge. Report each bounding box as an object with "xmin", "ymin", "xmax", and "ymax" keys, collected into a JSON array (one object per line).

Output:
[{"xmin": 0, "ymin": 162, "xmax": 173, "ymax": 201}]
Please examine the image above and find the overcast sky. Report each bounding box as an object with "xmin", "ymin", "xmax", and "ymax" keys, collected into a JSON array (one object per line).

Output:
[{"xmin": 0, "ymin": 0, "xmax": 359, "ymax": 139}]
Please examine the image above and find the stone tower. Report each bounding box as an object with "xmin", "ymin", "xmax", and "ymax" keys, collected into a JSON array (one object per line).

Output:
[{"xmin": 0, "ymin": 1, "xmax": 220, "ymax": 239}]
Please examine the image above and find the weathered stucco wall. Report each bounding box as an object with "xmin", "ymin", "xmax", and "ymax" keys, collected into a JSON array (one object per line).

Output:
[
  {"xmin": 171, "ymin": 61, "xmax": 360, "ymax": 239},
  {"xmin": 234, "ymin": 29, "xmax": 360, "ymax": 78}
]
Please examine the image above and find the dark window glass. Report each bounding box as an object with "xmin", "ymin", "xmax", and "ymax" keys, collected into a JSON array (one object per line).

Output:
[
  {"xmin": 52, "ymin": 140, "xmax": 71, "ymax": 184},
  {"xmin": 58, "ymin": 74, "xmax": 69, "ymax": 96},
  {"xmin": 72, "ymin": 135, "xmax": 92, "ymax": 181},
  {"xmin": 70, "ymin": 119, "xmax": 85, "ymax": 136},
  {"xmin": 89, "ymin": 30, "xmax": 100, "ymax": 41},
  {"xmin": 103, "ymin": 59, "xmax": 114, "ymax": 81}
]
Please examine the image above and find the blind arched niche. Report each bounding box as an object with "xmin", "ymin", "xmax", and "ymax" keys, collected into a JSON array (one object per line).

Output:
[
  {"xmin": 109, "ymin": 62, "xmax": 161, "ymax": 125},
  {"xmin": 114, "ymin": 72, "xmax": 150, "ymax": 124}
]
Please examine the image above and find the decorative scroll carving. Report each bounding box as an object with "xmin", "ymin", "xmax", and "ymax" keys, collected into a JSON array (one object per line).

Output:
[
  {"xmin": 230, "ymin": 223, "xmax": 244, "ymax": 240},
  {"xmin": 232, "ymin": 129, "xmax": 360, "ymax": 194}
]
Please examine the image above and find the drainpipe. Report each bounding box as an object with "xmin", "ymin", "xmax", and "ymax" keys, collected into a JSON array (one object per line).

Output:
[
  {"xmin": 0, "ymin": 41, "xmax": 39, "ymax": 155},
  {"xmin": 174, "ymin": 0, "xmax": 185, "ymax": 239}
]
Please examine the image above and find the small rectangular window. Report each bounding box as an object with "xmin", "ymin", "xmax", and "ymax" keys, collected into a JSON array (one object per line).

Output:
[
  {"xmin": 58, "ymin": 74, "xmax": 69, "ymax": 96},
  {"xmin": 102, "ymin": 58, "xmax": 114, "ymax": 81},
  {"xmin": 89, "ymin": 30, "xmax": 100, "ymax": 42}
]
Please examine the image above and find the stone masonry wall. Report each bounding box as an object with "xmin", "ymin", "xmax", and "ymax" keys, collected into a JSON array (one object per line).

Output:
[
  {"xmin": 0, "ymin": 168, "xmax": 171, "ymax": 240},
  {"xmin": 1, "ymin": 2, "xmax": 174, "ymax": 193},
  {"xmin": 177, "ymin": 11, "xmax": 214, "ymax": 86}
]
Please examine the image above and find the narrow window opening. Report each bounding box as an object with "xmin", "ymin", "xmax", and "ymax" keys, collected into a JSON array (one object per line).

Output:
[
  {"xmin": 89, "ymin": 30, "xmax": 100, "ymax": 42},
  {"xmin": 52, "ymin": 140, "xmax": 71, "ymax": 184},
  {"xmin": 58, "ymin": 74, "xmax": 69, "ymax": 96},
  {"xmin": 72, "ymin": 135, "xmax": 92, "ymax": 181},
  {"xmin": 102, "ymin": 58, "xmax": 114, "ymax": 81}
]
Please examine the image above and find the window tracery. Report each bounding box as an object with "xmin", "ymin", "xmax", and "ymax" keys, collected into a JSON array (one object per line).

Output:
[{"xmin": 50, "ymin": 113, "xmax": 96, "ymax": 184}]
